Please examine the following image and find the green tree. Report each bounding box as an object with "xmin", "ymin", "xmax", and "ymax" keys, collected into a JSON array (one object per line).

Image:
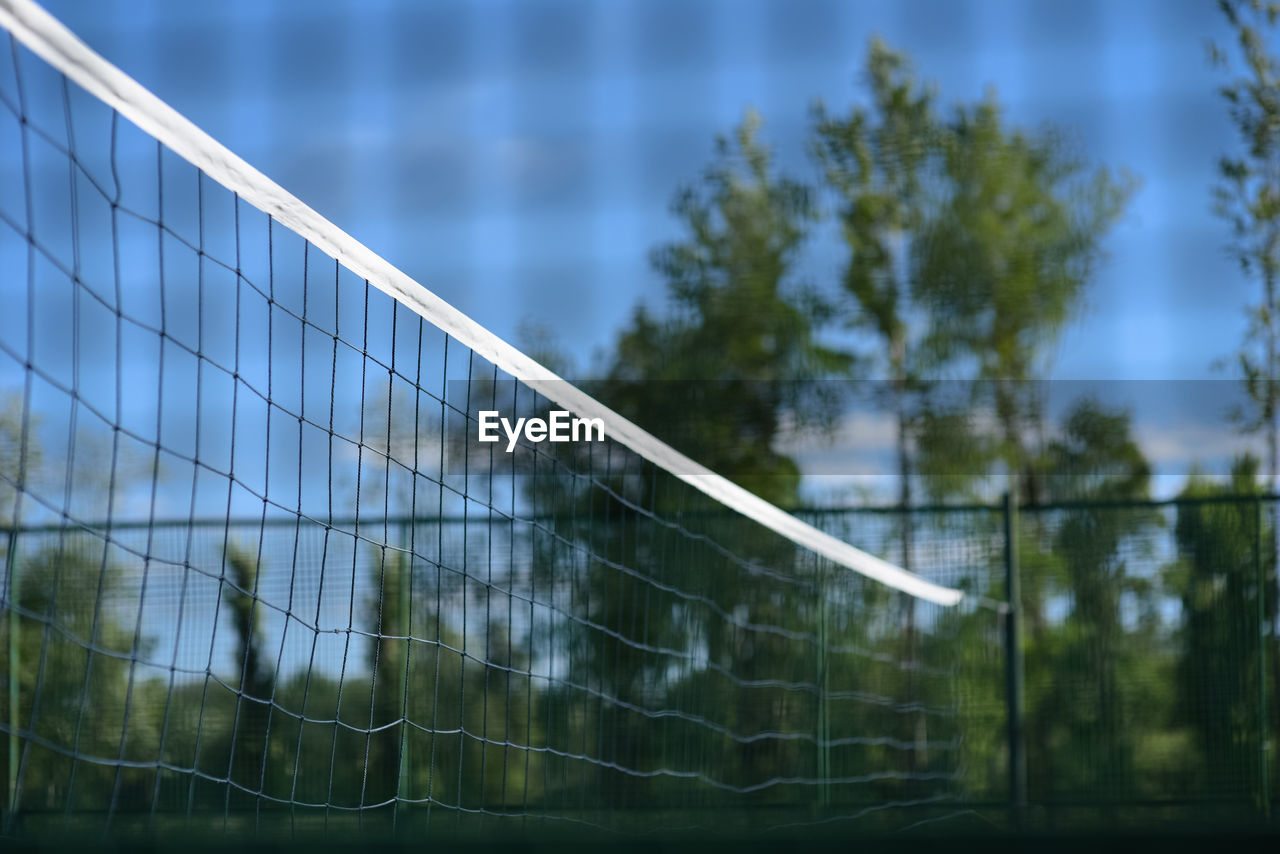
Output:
[
  {"xmin": 907, "ymin": 105, "xmax": 1136, "ymax": 784},
  {"xmin": 0, "ymin": 393, "xmax": 168, "ymax": 821},
  {"xmin": 812, "ymin": 40, "xmax": 944, "ymax": 511},
  {"xmin": 518, "ymin": 112, "xmax": 853, "ymax": 810},
  {"xmin": 915, "ymin": 98, "xmax": 1135, "ymax": 505},
  {"xmin": 600, "ymin": 107, "xmax": 847, "ymax": 716},
  {"xmin": 1030, "ymin": 400, "xmax": 1157, "ymax": 801},
  {"xmin": 363, "ymin": 546, "xmax": 412, "ymax": 812},
  {"xmin": 1211, "ymin": 0, "xmax": 1280, "ymax": 794},
  {"xmin": 600, "ymin": 109, "xmax": 850, "ymax": 507},
  {"xmin": 221, "ymin": 546, "xmax": 274, "ymax": 804},
  {"xmin": 811, "ymin": 40, "xmax": 955, "ymax": 780},
  {"xmin": 1172, "ymin": 458, "xmax": 1272, "ymax": 805},
  {"xmin": 1, "ymin": 545, "xmax": 156, "ymax": 816},
  {"xmin": 1212, "ymin": 0, "xmax": 1280, "ymax": 490}
]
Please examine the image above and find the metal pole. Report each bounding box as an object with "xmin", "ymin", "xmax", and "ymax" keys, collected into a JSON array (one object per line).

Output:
[
  {"xmin": 1003, "ymin": 492, "xmax": 1026, "ymax": 828},
  {"xmin": 1258, "ymin": 497, "xmax": 1271, "ymax": 818},
  {"xmin": 6, "ymin": 531, "xmax": 18, "ymax": 820},
  {"xmin": 397, "ymin": 524, "xmax": 412, "ymax": 815},
  {"xmin": 817, "ymin": 568, "xmax": 830, "ymax": 808}
]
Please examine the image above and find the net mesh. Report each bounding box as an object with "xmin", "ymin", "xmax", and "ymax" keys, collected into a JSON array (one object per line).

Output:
[{"xmin": 0, "ymin": 26, "xmax": 982, "ymax": 837}]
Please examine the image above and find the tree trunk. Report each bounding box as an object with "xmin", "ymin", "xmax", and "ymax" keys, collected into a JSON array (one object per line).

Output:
[{"xmin": 891, "ymin": 340, "xmax": 923, "ymax": 782}]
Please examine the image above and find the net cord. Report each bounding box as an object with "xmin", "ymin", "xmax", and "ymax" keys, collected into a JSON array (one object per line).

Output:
[{"xmin": 0, "ymin": 0, "xmax": 962, "ymax": 606}]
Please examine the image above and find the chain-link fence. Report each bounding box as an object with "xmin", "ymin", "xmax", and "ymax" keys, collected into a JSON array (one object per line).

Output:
[{"xmin": 2, "ymin": 493, "xmax": 1274, "ymax": 834}]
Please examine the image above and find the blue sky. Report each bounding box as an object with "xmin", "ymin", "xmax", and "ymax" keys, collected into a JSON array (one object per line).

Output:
[
  {"xmin": 36, "ymin": 0, "xmax": 1244, "ymax": 381},
  {"xmin": 10, "ymin": 0, "xmax": 1266, "ymax": 504},
  {"xmin": 0, "ymin": 0, "xmax": 1261, "ymax": 681}
]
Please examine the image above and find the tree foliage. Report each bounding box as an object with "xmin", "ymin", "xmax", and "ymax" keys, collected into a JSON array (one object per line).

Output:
[
  {"xmin": 917, "ymin": 100, "xmax": 1136, "ymax": 503},
  {"xmin": 598, "ymin": 110, "xmax": 851, "ymax": 507},
  {"xmin": 1212, "ymin": 0, "xmax": 1280, "ymax": 481}
]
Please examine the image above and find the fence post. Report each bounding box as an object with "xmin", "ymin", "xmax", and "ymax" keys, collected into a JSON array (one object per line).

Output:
[
  {"xmin": 1002, "ymin": 492, "xmax": 1026, "ymax": 828},
  {"xmin": 1258, "ymin": 497, "xmax": 1271, "ymax": 818},
  {"xmin": 5, "ymin": 531, "xmax": 17, "ymax": 822},
  {"xmin": 816, "ymin": 567, "xmax": 830, "ymax": 808},
  {"xmin": 397, "ymin": 521, "xmax": 413, "ymax": 816}
]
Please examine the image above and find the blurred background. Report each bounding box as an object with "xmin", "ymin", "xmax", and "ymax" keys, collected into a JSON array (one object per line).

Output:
[
  {"xmin": 31, "ymin": 0, "xmax": 1257, "ymax": 503},
  {"xmin": 4, "ymin": 0, "xmax": 1280, "ymax": 839}
]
